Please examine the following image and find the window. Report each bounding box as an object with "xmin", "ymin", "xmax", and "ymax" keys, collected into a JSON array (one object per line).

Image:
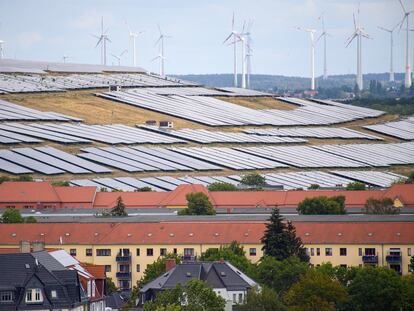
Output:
[
  {"xmin": 365, "ymin": 248, "xmax": 376, "ymax": 256},
  {"xmin": 316, "ymin": 248, "xmax": 320, "ymax": 256},
  {"xmin": 96, "ymin": 249, "xmax": 111, "ymax": 256},
  {"xmin": 184, "ymin": 248, "xmax": 194, "ymax": 257},
  {"xmin": 160, "ymin": 248, "xmax": 167, "ymax": 256},
  {"xmin": 136, "ymin": 264, "xmax": 141, "ymax": 272},
  {"xmin": 249, "ymin": 248, "xmax": 256, "ymax": 256},
  {"xmin": 23, "ymin": 205, "xmax": 34, "ymax": 209},
  {"xmin": 408, "ymin": 248, "xmax": 412, "ymax": 257},
  {"xmin": 340, "ymin": 264, "xmax": 347, "ymax": 268},
  {"xmin": 69, "ymin": 249, "xmax": 77, "ymax": 256},
  {"xmin": 340, "ymin": 248, "xmax": 347, "ymax": 256},
  {"xmin": 136, "ymin": 248, "xmax": 140, "ymax": 256},
  {"xmin": 238, "ymin": 293, "xmax": 243, "ymax": 303},
  {"xmin": 409, "ymin": 264, "xmax": 413, "ymax": 273},
  {"xmin": 51, "ymin": 290, "xmax": 57, "ymax": 298},
  {"xmin": 173, "ymin": 248, "xmax": 177, "ymax": 254},
  {"xmin": 105, "ymin": 265, "xmax": 111, "ymax": 273},
  {"xmin": 358, "ymin": 248, "xmax": 362, "ymax": 256},
  {"xmin": 325, "ymin": 248, "xmax": 332, "ymax": 256},
  {"xmin": 5, "ymin": 205, "xmax": 15, "ymax": 209},
  {"xmin": 233, "ymin": 293, "xmax": 236, "ymax": 302},
  {"xmin": 86, "ymin": 248, "xmax": 92, "ymax": 257},
  {"xmin": 119, "ymin": 264, "xmax": 130, "ymax": 272},
  {"xmin": 310, "ymin": 248, "xmax": 315, "ymax": 256},
  {"xmin": 25, "ymin": 289, "xmax": 43, "ymax": 303},
  {"xmin": 147, "ymin": 248, "xmax": 153, "ymax": 256},
  {"xmin": 0, "ymin": 291, "xmax": 13, "ymax": 302},
  {"xmin": 305, "ymin": 248, "xmax": 309, "ymax": 256}
]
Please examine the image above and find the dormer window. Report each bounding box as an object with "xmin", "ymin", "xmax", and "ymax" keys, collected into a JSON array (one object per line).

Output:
[
  {"xmin": 0, "ymin": 291, "xmax": 13, "ymax": 302},
  {"xmin": 26, "ymin": 288, "xmax": 43, "ymax": 303},
  {"xmin": 51, "ymin": 290, "xmax": 57, "ymax": 298}
]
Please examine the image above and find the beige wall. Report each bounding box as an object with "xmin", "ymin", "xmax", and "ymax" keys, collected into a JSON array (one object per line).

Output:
[{"xmin": 1, "ymin": 242, "xmax": 412, "ymax": 287}]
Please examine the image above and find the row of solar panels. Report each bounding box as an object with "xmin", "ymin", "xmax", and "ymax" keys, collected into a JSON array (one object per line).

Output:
[
  {"xmin": 0, "ymin": 73, "xmax": 197, "ymax": 93},
  {"xmin": 99, "ymin": 90, "xmax": 384, "ymax": 126},
  {"xmin": 243, "ymin": 126, "xmax": 382, "ymax": 140},
  {"xmin": 0, "ymin": 99, "xmax": 80, "ymax": 122},
  {"xmin": 70, "ymin": 170, "xmax": 406, "ymax": 192},
  {"xmin": 139, "ymin": 126, "xmax": 307, "ymax": 144},
  {"xmin": 0, "ymin": 123, "xmax": 185, "ymax": 145},
  {"xmin": 139, "ymin": 86, "xmax": 272, "ymax": 97},
  {"xmin": 363, "ymin": 116, "xmax": 414, "ymax": 140},
  {"xmin": 2, "ymin": 142, "xmax": 413, "ymax": 175}
]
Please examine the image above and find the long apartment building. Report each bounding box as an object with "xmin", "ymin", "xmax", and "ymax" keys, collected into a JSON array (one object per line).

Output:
[{"xmin": 0, "ymin": 220, "xmax": 413, "ymax": 289}]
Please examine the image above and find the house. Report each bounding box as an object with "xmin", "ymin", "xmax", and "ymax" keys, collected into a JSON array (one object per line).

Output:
[
  {"xmin": 139, "ymin": 259, "xmax": 258, "ymax": 309},
  {"xmin": 0, "ymin": 252, "xmax": 88, "ymax": 310}
]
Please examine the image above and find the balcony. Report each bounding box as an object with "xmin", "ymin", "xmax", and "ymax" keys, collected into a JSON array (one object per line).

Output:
[
  {"xmin": 116, "ymin": 254, "xmax": 131, "ymax": 262},
  {"xmin": 362, "ymin": 255, "xmax": 378, "ymax": 264},
  {"xmin": 116, "ymin": 272, "xmax": 131, "ymax": 279},
  {"xmin": 182, "ymin": 255, "xmax": 197, "ymax": 262},
  {"xmin": 386, "ymin": 255, "xmax": 401, "ymax": 264}
]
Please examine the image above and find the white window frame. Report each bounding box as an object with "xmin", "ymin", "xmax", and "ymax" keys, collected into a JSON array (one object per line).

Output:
[
  {"xmin": 0, "ymin": 291, "xmax": 13, "ymax": 302},
  {"xmin": 25, "ymin": 288, "xmax": 43, "ymax": 303}
]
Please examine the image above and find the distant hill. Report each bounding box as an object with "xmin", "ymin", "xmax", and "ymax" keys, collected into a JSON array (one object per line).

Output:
[{"xmin": 172, "ymin": 73, "xmax": 405, "ymax": 92}]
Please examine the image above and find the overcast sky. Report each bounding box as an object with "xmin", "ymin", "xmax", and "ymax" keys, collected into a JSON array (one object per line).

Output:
[{"xmin": 0, "ymin": 0, "xmax": 412, "ymax": 77}]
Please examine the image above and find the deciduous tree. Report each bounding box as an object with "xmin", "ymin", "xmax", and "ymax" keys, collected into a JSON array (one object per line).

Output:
[
  {"xmin": 208, "ymin": 182, "xmax": 238, "ymax": 191},
  {"xmin": 364, "ymin": 197, "xmax": 400, "ymax": 215},
  {"xmin": 178, "ymin": 192, "xmax": 215, "ymax": 215},
  {"xmin": 297, "ymin": 196, "xmax": 346, "ymax": 215},
  {"xmin": 1, "ymin": 208, "xmax": 24, "ymax": 223},
  {"xmin": 110, "ymin": 196, "xmax": 128, "ymax": 216}
]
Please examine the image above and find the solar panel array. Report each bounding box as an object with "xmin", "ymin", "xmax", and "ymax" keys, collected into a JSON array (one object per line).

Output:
[
  {"xmin": 69, "ymin": 170, "xmax": 405, "ymax": 191},
  {"xmin": 139, "ymin": 126, "xmax": 307, "ymax": 144},
  {"xmin": 0, "ymin": 73, "xmax": 195, "ymax": 93},
  {"xmin": 363, "ymin": 116, "xmax": 414, "ymax": 140},
  {"xmin": 99, "ymin": 90, "xmax": 384, "ymax": 126},
  {"xmin": 0, "ymin": 99, "xmax": 81, "ymax": 121},
  {"xmin": 77, "ymin": 146, "xmax": 222, "ymax": 172},
  {"xmin": 0, "ymin": 146, "xmax": 111, "ymax": 175},
  {"xmin": 243, "ymin": 127, "xmax": 382, "ymax": 140},
  {"xmin": 0, "ymin": 123, "xmax": 185, "ymax": 145},
  {"xmin": 235, "ymin": 142, "xmax": 414, "ymax": 168}
]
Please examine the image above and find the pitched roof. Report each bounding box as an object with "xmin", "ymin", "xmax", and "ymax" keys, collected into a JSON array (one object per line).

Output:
[
  {"xmin": 0, "ymin": 220, "xmax": 413, "ymax": 245},
  {"xmin": 383, "ymin": 184, "xmax": 414, "ymax": 206},
  {"xmin": 158, "ymin": 184, "xmax": 211, "ymax": 206},
  {"xmin": 80, "ymin": 263, "xmax": 106, "ymax": 279},
  {"xmin": 0, "ymin": 182, "xmax": 60, "ymax": 203},
  {"xmin": 55, "ymin": 186, "xmax": 96, "ymax": 203},
  {"xmin": 93, "ymin": 192, "xmax": 168, "ymax": 208}
]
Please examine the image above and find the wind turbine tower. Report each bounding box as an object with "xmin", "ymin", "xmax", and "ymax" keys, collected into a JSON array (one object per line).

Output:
[
  {"xmin": 223, "ymin": 13, "xmax": 240, "ymax": 87},
  {"xmin": 244, "ymin": 21, "xmax": 253, "ymax": 88},
  {"xmin": 378, "ymin": 25, "xmax": 397, "ymax": 82},
  {"xmin": 0, "ymin": 40, "xmax": 4, "ymax": 59},
  {"xmin": 297, "ymin": 27, "xmax": 317, "ymax": 90},
  {"xmin": 111, "ymin": 50, "xmax": 128, "ymax": 66},
  {"xmin": 154, "ymin": 25, "xmax": 170, "ymax": 76},
  {"xmin": 317, "ymin": 16, "xmax": 331, "ymax": 80},
  {"xmin": 126, "ymin": 21, "xmax": 143, "ymax": 67},
  {"xmin": 93, "ymin": 17, "xmax": 111, "ymax": 66},
  {"xmin": 398, "ymin": 0, "xmax": 413, "ymax": 88},
  {"xmin": 345, "ymin": 7, "xmax": 371, "ymax": 92}
]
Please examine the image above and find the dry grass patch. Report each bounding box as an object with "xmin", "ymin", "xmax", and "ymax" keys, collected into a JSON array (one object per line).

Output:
[{"xmin": 216, "ymin": 96, "xmax": 296, "ymax": 110}]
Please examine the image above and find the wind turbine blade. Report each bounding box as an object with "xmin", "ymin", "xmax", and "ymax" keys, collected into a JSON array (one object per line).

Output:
[
  {"xmin": 398, "ymin": 0, "xmax": 407, "ymax": 13},
  {"xmin": 157, "ymin": 23, "xmax": 162, "ymax": 35},
  {"xmin": 120, "ymin": 49, "xmax": 128, "ymax": 56},
  {"xmin": 398, "ymin": 16, "xmax": 407, "ymax": 31},
  {"xmin": 151, "ymin": 56, "xmax": 160, "ymax": 62},
  {"xmin": 154, "ymin": 36, "xmax": 162, "ymax": 46},
  {"xmin": 378, "ymin": 26, "xmax": 391, "ymax": 32},
  {"xmin": 106, "ymin": 37, "xmax": 112, "ymax": 43},
  {"xmin": 223, "ymin": 33, "xmax": 233, "ymax": 43},
  {"xmin": 91, "ymin": 34, "xmax": 100, "ymax": 40},
  {"xmin": 353, "ymin": 13, "xmax": 357, "ymax": 30},
  {"xmin": 95, "ymin": 37, "xmax": 103, "ymax": 48},
  {"xmin": 241, "ymin": 20, "xmax": 246, "ymax": 34},
  {"xmin": 316, "ymin": 32, "xmax": 324, "ymax": 43},
  {"xmin": 345, "ymin": 32, "xmax": 357, "ymax": 47},
  {"xmin": 232, "ymin": 12, "xmax": 235, "ymax": 31}
]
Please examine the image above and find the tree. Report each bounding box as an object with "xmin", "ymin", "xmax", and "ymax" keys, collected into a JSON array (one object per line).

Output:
[
  {"xmin": 410, "ymin": 256, "xmax": 414, "ymax": 273},
  {"xmin": 364, "ymin": 197, "xmax": 400, "ymax": 215},
  {"xmin": 110, "ymin": 196, "xmax": 128, "ymax": 216},
  {"xmin": 1, "ymin": 208, "xmax": 24, "ymax": 223},
  {"xmin": 52, "ymin": 181, "xmax": 70, "ymax": 186},
  {"xmin": 200, "ymin": 241, "xmax": 256, "ymax": 278},
  {"xmin": 256, "ymin": 256, "xmax": 309, "ymax": 294},
  {"xmin": 308, "ymin": 184, "xmax": 320, "ymax": 190},
  {"xmin": 178, "ymin": 192, "xmax": 215, "ymax": 215},
  {"xmin": 346, "ymin": 182, "xmax": 366, "ymax": 190},
  {"xmin": 347, "ymin": 266, "xmax": 404, "ymax": 311},
  {"xmin": 284, "ymin": 271, "xmax": 348, "ymax": 311},
  {"xmin": 261, "ymin": 208, "xmax": 309, "ymax": 262},
  {"xmin": 143, "ymin": 279, "xmax": 225, "ymax": 311},
  {"xmin": 239, "ymin": 287, "xmax": 287, "ymax": 311},
  {"xmin": 407, "ymin": 171, "xmax": 414, "ymax": 183},
  {"xmin": 24, "ymin": 216, "xmax": 37, "ymax": 223},
  {"xmin": 297, "ymin": 196, "xmax": 346, "ymax": 215},
  {"xmin": 139, "ymin": 254, "xmax": 181, "ymax": 287},
  {"xmin": 105, "ymin": 277, "xmax": 117, "ymax": 295},
  {"xmin": 208, "ymin": 182, "xmax": 238, "ymax": 191},
  {"xmin": 0, "ymin": 176, "xmax": 11, "ymax": 184},
  {"xmin": 136, "ymin": 186, "xmax": 153, "ymax": 192},
  {"xmin": 240, "ymin": 172, "xmax": 266, "ymax": 188},
  {"xmin": 15, "ymin": 175, "xmax": 33, "ymax": 182}
]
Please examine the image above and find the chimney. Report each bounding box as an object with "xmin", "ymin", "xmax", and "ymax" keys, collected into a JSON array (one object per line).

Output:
[
  {"xmin": 32, "ymin": 241, "xmax": 45, "ymax": 252},
  {"xmin": 20, "ymin": 241, "xmax": 31, "ymax": 253},
  {"xmin": 165, "ymin": 259, "xmax": 176, "ymax": 272}
]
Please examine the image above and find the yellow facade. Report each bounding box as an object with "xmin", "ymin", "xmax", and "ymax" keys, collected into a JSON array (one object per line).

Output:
[{"xmin": 1, "ymin": 242, "xmax": 412, "ymax": 288}]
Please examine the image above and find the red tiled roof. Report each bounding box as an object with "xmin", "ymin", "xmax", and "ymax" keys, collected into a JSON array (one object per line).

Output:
[
  {"xmin": 80, "ymin": 263, "xmax": 106, "ymax": 279},
  {"xmin": 383, "ymin": 184, "xmax": 414, "ymax": 205},
  {"xmin": 159, "ymin": 184, "xmax": 210, "ymax": 206},
  {"xmin": 0, "ymin": 182, "xmax": 60, "ymax": 203},
  {"xmin": 55, "ymin": 186, "xmax": 96, "ymax": 203},
  {"xmin": 0, "ymin": 221, "xmax": 413, "ymax": 245},
  {"xmin": 93, "ymin": 192, "xmax": 169, "ymax": 208},
  {"xmin": 210, "ymin": 191, "xmax": 286, "ymax": 208}
]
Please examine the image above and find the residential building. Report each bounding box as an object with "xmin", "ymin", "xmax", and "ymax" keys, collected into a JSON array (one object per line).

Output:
[
  {"xmin": 139, "ymin": 259, "xmax": 258, "ymax": 308},
  {"xmin": 0, "ymin": 252, "xmax": 88, "ymax": 310},
  {"xmin": 0, "ymin": 220, "xmax": 412, "ymax": 289}
]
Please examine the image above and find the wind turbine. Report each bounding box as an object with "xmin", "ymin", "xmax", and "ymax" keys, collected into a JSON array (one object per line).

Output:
[
  {"xmin": 223, "ymin": 13, "xmax": 240, "ymax": 87},
  {"xmin": 126, "ymin": 21, "xmax": 143, "ymax": 67},
  {"xmin": 92, "ymin": 17, "xmax": 111, "ymax": 66},
  {"xmin": 378, "ymin": 24, "xmax": 398, "ymax": 82},
  {"xmin": 0, "ymin": 40, "xmax": 4, "ymax": 59},
  {"xmin": 243, "ymin": 20, "xmax": 254, "ymax": 88},
  {"xmin": 397, "ymin": 0, "xmax": 413, "ymax": 88},
  {"xmin": 316, "ymin": 15, "xmax": 331, "ymax": 80},
  {"xmin": 62, "ymin": 55, "xmax": 69, "ymax": 63},
  {"xmin": 345, "ymin": 6, "xmax": 371, "ymax": 92},
  {"xmin": 111, "ymin": 50, "xmax": 128, "ymax": 66},
  {"xmin": 297, "ymin": 27, "xmax": 317, "ymax": 91},
  {"xmin": 154, "ymin": 24, "xmax": 170, "ymax": 76}
]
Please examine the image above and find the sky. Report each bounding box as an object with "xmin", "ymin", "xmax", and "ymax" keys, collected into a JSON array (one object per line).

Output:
[{"xmin": 0, "ymin": 0, "xmax": 412, "ymax": 77}]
